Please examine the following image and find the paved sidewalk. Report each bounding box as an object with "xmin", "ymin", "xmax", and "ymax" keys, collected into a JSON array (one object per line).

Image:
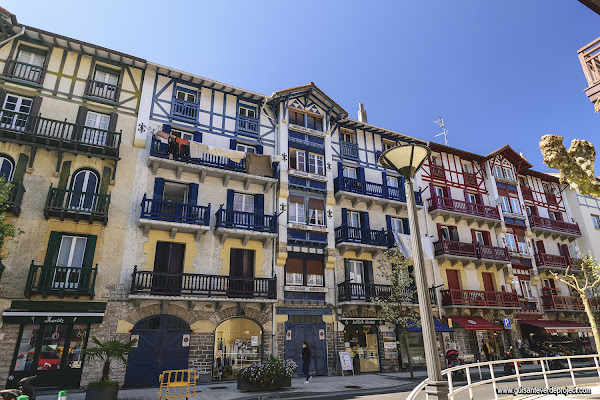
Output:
[{"xmin": 37, "ymin": 372, "xmax": 427, "ymax": 400}]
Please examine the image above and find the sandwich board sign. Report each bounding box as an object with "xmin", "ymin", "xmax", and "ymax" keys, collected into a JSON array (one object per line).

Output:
[{"xmin": 338, "ymin": 351, "xmax": 354, "ymax": 376}]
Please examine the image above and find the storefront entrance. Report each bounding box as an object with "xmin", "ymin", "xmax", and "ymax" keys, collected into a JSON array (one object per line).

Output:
[
  {"xmin": 342, "ymin": 323, "xmax": 381, "ymax": 373},
  {"xmin": 8, "ymin": 323, "xmax": 90, "ymax": 389},
  {"xmin": 214, "ymin": 318, "xmax": 263, "ymax": 380},
  {"xmin": 124, "ymin": 315, "xmax": 191, "ymax": 387}
]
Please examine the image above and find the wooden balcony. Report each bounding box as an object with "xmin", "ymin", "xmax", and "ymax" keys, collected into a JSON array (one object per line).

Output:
[
  {"xmin": 521, "ymin": 187, "xmax": 534, "ymax": 201},
  {"xmin": 545, "ymin": 192, "xmax": 558, "ymax": 206},
  {"xmin": 577, "ymin": 36, "xmax": 600, "ymax": 103},
  {"xmin": 148, "ymin": 137, "xmax": 277, "ymax": 190},
  {"xmin": 534, "ymin": 253, "xmax": 580, "ymax": 273},
  {"xmin": 541, "ymin": 293, "xmax": 584, "ymax": 312},
  {"xmin": 433, "ymin": 239, "xmax": 510, "ymax": 267},
  {"xmin": 138, "ymin": 195, "xmax": 210, "ymax": 238},
  {"xmin": 334, "ymin": 176, "xmax": 423, "ymax": 211},
  {"xmin": 5, "ymin": 181, "xmax": 25, "ymax": 216},
  {"xmin": 214, "ymin": 207, "xmax": 277, "ymax": 245},
  {"xmin": 44, "ymin": 186, "xmax": 110, "ymax": 224},
  {"xmin": 129, "ymin": 267, "xmax": 276, "ymax": 300},
  {"xmin": 340, "ymin": 140, "xmax": 359, "ymax": 159},
  {"xmin": 440, "ymin": 289, "xmax": 520, "ymax": 309},
  {"xmin": 170, "ymin": 98, "xmax": 198, "ymax": 120},
  {"xmin": 3, "ymin": 59, "xmax": 46, "ymax": 85},
  {"xmin": 528, "ymin": 215, "xmax": 581, "ymax": 240},
  {"xmin": 464, "ymin": 172, "xmax": 477, "ymax": 188},
  {"xmin": 0, "ymin": 110, "xmax": 121, "ymax": 159},
  {"xmin": 428, "ymin": 195, "xmax": 500, "ymax": 228},
  {"xmin": 237, "ymin": 116, "xmax": 259, "ymax": 134},
  {"xmin": 430, "ymin": 165, "xmax": 446, "ymax": 180},
  {"xmin": 25, "ymin": 262, "xmax": 97, "ymax": 298},
  {"xmin": 334, "ymin": 225, "xmax": 390, "ymax": 255},
  {"xmin": 84, "ymin": 78, "xmax": 121, "ymax": 102}
]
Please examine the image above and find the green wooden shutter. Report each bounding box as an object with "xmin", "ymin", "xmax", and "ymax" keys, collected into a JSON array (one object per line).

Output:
[
  {"xmin": 57, "ymin": 161, "xmax": 71, "ymax": 189},
  {"xmin": 44, "ymin": 231, "xmax": 62, "ymax": 266},
  {"xmin": 99, "ymin": 166, "xmax": 111, "ymax": 195},
  {"xmin": 83, "ymin": 235, "xmax": 97, "ymax": 269},
  {"xmin": 13, "ymin": 153, "xmax": 28, "ymax": 182}
]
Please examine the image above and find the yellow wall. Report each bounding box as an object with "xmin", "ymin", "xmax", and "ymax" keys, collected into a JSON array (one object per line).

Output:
[
  {"xmin": 141, "ymin": 231, "xmax": 198, "ymax": 273},
  {"xmin": 37, "ymin": 221, "xmax": 105, "ymax": 265},
  {"xmin": 440, "ymin": 262, "xmax": 468, "ymax": 289},
  {"xmin": 218, "ymin": 238, "xmax": 266, "ymax": 278}
]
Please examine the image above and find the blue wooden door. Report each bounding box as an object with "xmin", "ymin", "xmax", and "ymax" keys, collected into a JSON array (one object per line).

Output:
[
  {"xmin": 124, "ymin": 315, "xmax": 190, "ymax": 387},
  {"xmin": 284, "ymin": 322, "xmax": 327, "ymax": 376}
]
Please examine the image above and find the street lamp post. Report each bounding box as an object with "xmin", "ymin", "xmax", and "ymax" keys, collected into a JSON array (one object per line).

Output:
[{"xmin": 379, "ymin": 144, "xmax": 448, "ymax": 400}]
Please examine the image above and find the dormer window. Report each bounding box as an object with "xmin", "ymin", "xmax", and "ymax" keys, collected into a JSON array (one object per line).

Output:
[
  {"xmin": 239, "ymin": 106, "xmax": 256, "ymax": 119},
  {"xmin": 341, "ymin": 130, "xmax": 355, "ymax": 143},
  {"xmin": 289, "ymin": 110, "xmax": 305, "ymax": 126},
  {"xmin": 86, "ymin": 66, "xmax": 120, "ymax": 101},
  {"xmin": 176, "ymin": 90, "xmax": 196, "ymax": 104},
  {"xmin": 493, "ymin": 165, "xmax": 503, "ymax": 178},
  {"xmin": 503, "ymin": 167, "xmax": 515, "ymax": 181}
]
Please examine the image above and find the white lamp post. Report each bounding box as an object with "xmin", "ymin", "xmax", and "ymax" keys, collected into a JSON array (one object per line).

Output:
[{"xmin": 379, "ymin": 144, "xmax": 448, "ymax": 400}]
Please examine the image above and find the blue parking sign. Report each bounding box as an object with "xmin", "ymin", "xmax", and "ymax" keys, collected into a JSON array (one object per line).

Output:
[{"xmin": 503, "ymin": 317, "xmax": 511, "ymax": 329}]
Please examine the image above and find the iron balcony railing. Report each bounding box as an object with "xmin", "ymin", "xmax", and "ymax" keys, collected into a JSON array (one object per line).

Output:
[
  {"xmin": 334, "ymin": 176, "xmax": 423, "ymax": 205},
  {"xmin": 215, "ymin": 207, "xmax": 277, "ymax": 233},
  {"xmin": 44, "ymin": 185, "xmax": 110, "ymax": 224},
  {"xmin": 340, "ymin": 140, "xmax": 359, "ymax": 159},
  {"xmin": 25, "ymin": 262, "xmax": 98, "ymax": 298},
  {"xmin": 428, "ymin": 195, "xmax": 501, "ymax": 220},
  {"xmin": 440, "ymin": 289, "xmax": 519, "ymax": 308},
  {"xmin": 433, "ymin": 239, "xmax": 510, "ymax": 262},
  {"xmin": 529, "ymin": 215, "xmax": 581, "ymax": 236},
  {"xmin": 3, "ymin": 59, "xmax": 46, "ymax": 84},
  {"xmin": 5, "ymin": 181, "xmax": 25, "ymax": 215},
  {"xmin": 140, "ymin": 194, "xmax": 210, "ymax": 225},
  {"xmin": 541, "ymin": 294, "xmax": 584, "ymax": 311},
  {"xmin": 150, "ymin": 137, "xmax": 278, "ymax": 178},
  {"xmin": 237, "ymin": 116, "xmax": 259, "ymax": 134},
  {"xmin": 334, "ymin": 225, "xmax": 389, "ymax": 247},
  {"xmin": 171, "ymin": 99, "xmax": 198, "ymax": 120},
  {"xmin": 84, "ymin": 78, "xmax": 121, "ymax": 102},
  {"xmin": 337, "ymin": 281, "xmax": 437, "ymax": 304},
  {"xmin": 130, "ymin": 266, "xmax": 276, "ymax": 299},
  {"xmin": 0, "ymin": 110, "xmax": 121, "ymax": 157}
]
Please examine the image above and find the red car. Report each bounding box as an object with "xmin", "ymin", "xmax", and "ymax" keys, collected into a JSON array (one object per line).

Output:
[{"xmin": 15, "ymin": 351, "xmax": 61, "ymax": 371}]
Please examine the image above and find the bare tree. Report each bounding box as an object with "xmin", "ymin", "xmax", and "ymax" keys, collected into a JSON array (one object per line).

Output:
[
  {"xmin": 550, "ymin": 255, "xmax": 600, "ymax": 353},
  {"xmin": 540, "ymin": 135, "xmax": 600, "ymax": 197},
  {"xmin": 372, "ymin": 246, "xmax": 420, "ymax": 379}
]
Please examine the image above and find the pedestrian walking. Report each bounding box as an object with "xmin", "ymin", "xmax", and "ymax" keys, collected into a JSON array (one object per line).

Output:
[
  {"xmin": 302, "ymin": 341, "xmax": 312, "ymax": 383},
  {"xmin": 482, "ymin": 340, "xmax": 492, "ymax": 361}
]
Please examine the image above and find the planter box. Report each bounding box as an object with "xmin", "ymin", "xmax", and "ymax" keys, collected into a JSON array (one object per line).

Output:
[
  {"xmin": 237, "ymin": 376, "xmax": 292, "ymax": 391},
  {"xmin": 85, "ymin": 386, "xmax": 119, "ymax": 400}
]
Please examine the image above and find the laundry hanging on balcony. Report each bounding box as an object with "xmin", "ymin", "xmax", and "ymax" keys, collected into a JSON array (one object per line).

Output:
[
  {"xmin": 391, "ymin": 233, "xmax": 434, "ymax": 260},
  {"xmin": 205, "ymin": 145, "xmax": 245, "ymax": 163},
  {"xmin": 245, "ymin": 153, "xmax": 273, "ymax": 177}
]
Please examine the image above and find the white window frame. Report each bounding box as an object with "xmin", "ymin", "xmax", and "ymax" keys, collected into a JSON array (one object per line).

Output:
[
  {"xmin": 348, "ymin": 260, "xmax": 364, "ymax": 283},
  {"xmin": 500, "ymin": 196, "xmax": 511, "ymax": 213},
  {"xmin": 1, "ymin": 94, "xmax": 33, "ymax": 131},
  {"xmin": 505, "ymin": 233, "xmax": 518, "ymax": 253},
  {"xmin": 176, "ymin": 90, "xmax": 197, "ymax": 103},
  {"xmin": 233, "ymin": 193, "xmax": 254, "ymax": 213},
  {"xmin": 341, "ymin": 130, "xmax": 356, "ymax": 144},
  {"xmin": 440, "ymin": 226, "xmax": 451, "ymax": 241},
  {"xmin": 390, "ymin": 218, "xmax": 404, "ymax": 234},
  {"xmin": 503, "ymin": 167, "xmax": 515, "ymax": 181},
  {"xmin": 348, "ymin": 211, "xmax": 361, "ymax": 228},
  {"xmin": 308, "ymin": 153, "xmax": 325, "ymax": 175},
  {"xmin": 54, "ymin": 235, "xmax": 88, "ymax": 289},
  {"xmin": 382, "ymin": 140, "xmax": 395, "ymax": 152},
  {"xmin": 290, "ymin": 148, "xmax": 305, "ymax": 171},
  {"xmin": 474, "ymin": 231, "xmax": 485, "ymax": 245},
  {"xmin": 387, "ymin": 176, "xmax": 399, "ymax": 188},
  {"xmin": 593, "ymin": 215, "xmax": 600, "ymax": 229},
  {"xmin": 94, "ymin": 68, "xmax": 119, "ymax": 86},
  {"xmin": 83, "ymin": 111, "xmax": 110, "ymax": 146},
  {"xmin": 170, "ymin": 128, "xmax": 194, "ymax": 142},
  {"xmin": 521, "ymin": 279, "xmax": 534, "ymax": 298},
  {"xmin": 510, "ymin": 198, "xmax": 522, "ymax": 215},
  {"xmin": 288, "ymin": 200, "xmax": 306, "ymax": 224},
  {"xmin": 236, "ymin": 143, "xmax": 256, "ymax": 154},
  {"xmin": 463, "ymin": 163, "xmax": 471, "ymax": 174},
  {"xmin": 239, "ymin": 106, "xmax": 256, "ymax": 119},
  {"xmin": 342, "ymin": 166, "xmax": 357, "ymax": 179},
  {"xmin": 467, "ymin": 193, "xmax": 477, "ymax": 203},
  {"xmin": 493, "ymin": 165, "xmax": 503, "ymax": 178},
  {"xmin": 162, "ymin": 181, "xmax": 189, "ymax": 203},
  {"xmin": 434, "ymin": 186, "xmax": 444, "ymax": 197},
  {"xmin": 309, "ymin": 208, "xmax": 325, "ymax": 226}
]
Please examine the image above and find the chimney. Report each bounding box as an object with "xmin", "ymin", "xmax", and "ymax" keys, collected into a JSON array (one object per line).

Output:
[{"xmin": 358, "ymin": 103, "xmax": 367, "ymax": 123}]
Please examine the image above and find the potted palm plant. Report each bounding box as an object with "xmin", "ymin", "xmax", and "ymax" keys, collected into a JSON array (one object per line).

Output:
[{"xmin": 84, "ymin": 337, "xmax": 137, "ymax": 400}]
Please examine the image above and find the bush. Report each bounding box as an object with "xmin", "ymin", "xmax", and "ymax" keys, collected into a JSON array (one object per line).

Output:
[{"xmin": 237, "ymin": 356, "xmax": 297, "ymax": 386}]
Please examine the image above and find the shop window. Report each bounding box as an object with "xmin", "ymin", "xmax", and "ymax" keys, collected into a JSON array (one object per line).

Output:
[
  {"xmin": 214, "ymin": 318, "xmax": 262, "ymax": 380},
  {"xmin": 343, "ymin": 325, "xmax": 380, "ymax": 373}
]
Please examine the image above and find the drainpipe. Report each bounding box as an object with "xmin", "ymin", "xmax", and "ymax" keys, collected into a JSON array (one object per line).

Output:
[
  {"xmin": 271, "ymin": 104, "xmax": 280, "ymax": 357},
  {"xmin": 0, "ymin": 26, "xmax": 25, "ymax": 47}
]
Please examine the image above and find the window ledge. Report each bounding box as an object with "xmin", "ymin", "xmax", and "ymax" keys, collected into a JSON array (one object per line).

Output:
[
  {"xmin": 288, "ymin": 169, "xmax": 327, "ymax": 182},
  {"xmin": 284, "ymin": 285, "xmax": 328, "ymax": 293},
  {"xmin": 287, "ymin": 222, "xmax": 327, "ymax": 233},
  {"xmin": 288, "ymin": 124, "xmax": 326, "ymax": 138}
]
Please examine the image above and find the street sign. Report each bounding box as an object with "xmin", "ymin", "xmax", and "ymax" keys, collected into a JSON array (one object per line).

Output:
[{"xmin": 503, "ymin": 317, "xmax": 511, "ymax": 329}]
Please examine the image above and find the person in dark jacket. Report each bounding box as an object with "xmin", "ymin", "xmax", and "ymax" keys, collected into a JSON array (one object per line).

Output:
[{"xmin": 302, "ymin": 342, "xmax": 312, "ymax": 383}]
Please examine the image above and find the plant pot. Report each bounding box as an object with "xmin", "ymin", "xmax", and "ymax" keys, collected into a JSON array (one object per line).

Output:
[
  {"xmin": 237, "ymin": 376, "xmax": 292, "ymax": 391},
  {"xmin": 85, "ymin": 385, "xmax": 119, "ymax": 400}
]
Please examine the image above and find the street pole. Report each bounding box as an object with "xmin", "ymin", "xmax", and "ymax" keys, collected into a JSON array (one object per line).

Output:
[{"xmin": 405, "ymin": 178, "xmax": 448, "ymax": 400}]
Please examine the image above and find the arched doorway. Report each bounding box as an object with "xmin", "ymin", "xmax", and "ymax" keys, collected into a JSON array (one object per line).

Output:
[
  {"xmin": 68, "ymin": 169, "xmax": 99, "ymax": 211},
  {"xmin": 214, "ymin": 318, "xmax": 262, "ymax": 380},
  {"xmin": 124, "ymin": 315, "xmax": 190, "ymax": 387}
]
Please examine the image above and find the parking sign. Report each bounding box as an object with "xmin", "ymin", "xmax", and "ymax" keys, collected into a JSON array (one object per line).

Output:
[{"xmin": 503, "ymin": 317, "xmax": 511, "ymax": 329}]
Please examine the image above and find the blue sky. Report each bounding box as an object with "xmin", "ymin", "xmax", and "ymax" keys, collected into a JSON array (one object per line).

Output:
[{"xmin": 6, "ymin": 0, "xmax": 599, "ymax": 172}]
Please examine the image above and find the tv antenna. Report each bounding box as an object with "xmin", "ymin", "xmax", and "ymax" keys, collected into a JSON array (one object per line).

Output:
[{"xmin": 433, "ymin": 117, "xmax": 449, "ymax": 146}]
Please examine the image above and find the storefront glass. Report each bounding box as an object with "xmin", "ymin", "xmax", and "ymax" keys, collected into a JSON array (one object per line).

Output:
[
  {"xmin": 14, "ymin": 324, "xmax": 40, "ymax": 372},
  {"xmin": 214, "ymin": 318, "xmax": 262, "ymax": 379},
  {"xmin": 343, "ymin": 325, "xmax": 380, "ymax": 373}
]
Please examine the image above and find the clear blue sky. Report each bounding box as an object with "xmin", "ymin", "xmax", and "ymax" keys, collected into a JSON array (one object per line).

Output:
[{"xmin": 6, "ymin": 0, "xmax": 599, "ymax": 172}]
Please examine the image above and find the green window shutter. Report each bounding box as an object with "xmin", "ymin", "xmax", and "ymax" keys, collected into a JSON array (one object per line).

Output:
[
  {"xmin": 44, "ymin": 231, "xmax": 62, "ymax": 266},
  {"xmin": 99, "ymin": 167, "xmax": 111, "ymax": 195},
  {"xmin": 13, "ymin": 153, "xmax": 28, "ymax": 182},
  {"xmin": 83, "ymin": 235, "xmax": 97, "ymax": 269},
  {"xmin": 57, "ymin": 161, "xmax": 71, "ymax": 189}
]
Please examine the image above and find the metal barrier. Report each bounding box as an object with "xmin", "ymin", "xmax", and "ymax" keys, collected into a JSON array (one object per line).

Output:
[
  {"xmin": 405, "ymin": 354, "xmax": 600, "ymax": 400},
  {"xmin": 158, "ymin": 369, "xmax": 198, "ymax": 399}
]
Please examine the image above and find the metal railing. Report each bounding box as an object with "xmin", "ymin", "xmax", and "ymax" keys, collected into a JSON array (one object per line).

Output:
[
  {"xmin": 334, "ymin": 176, "xmax": 423, "ymax": 205},
  {"xmin": 340, "ymin": 140, "xmax": 359, "ymax": 159},
  {"xmin": 44, "ymin": 185, "xmax": 110, "ymax": 223},
  {"xmin": 334, "ymin": 225, "xmax": 389, "ymax": 247},
  {"xmin": 406, "ymin": 354, "xmax": 600, "ymax": 400},
  {"xmin": 84, "ymin": 78, "xmax": 121, "ymax": 101},
  {"xmin": 140, "ymin": 194, "xmax": 210, "ymax": 225},
  {"xmin": 237, "ymin": 116, "xmax": 259, "ymax": 134},
  {"xmin": 25, "ymin": 262, "xmax": 98, "ymax": 297},
  {"xmin": 130, "ymin": 266, "xmax": 276, "ymax": 298},
  {"xmin": 529, "ymin": 215, "xmax": 581, "ymax": 236},
  {"xmin": 3, "ymin": 59, "xmax": 46, "ymax": 84},
  {"xmin": 428, "ymin": 195, "xmax": 500, "ymax": 220},
  {"xmin": 215, "ymin": 207, "xmax": 277, "ymax": 233},
  {"xmin": 440, "ymin": 288, "xmax": 519, "ymax": 308}
]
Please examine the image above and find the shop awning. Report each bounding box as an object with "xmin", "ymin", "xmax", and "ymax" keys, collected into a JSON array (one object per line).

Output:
[
  {"xmin": 450, "ymin": 316, "xmax": 503, "ymax": 331},
  {"xmin": 406, "ymin": 318, "xmax": 454, "ymax": 332},
  {"xmin": 2, "ymin": 300, "xmax": 106, "ymax": 324},
  {"xmin": 520, "ymin": 320, "xmax": 592, "ymax": 333}
]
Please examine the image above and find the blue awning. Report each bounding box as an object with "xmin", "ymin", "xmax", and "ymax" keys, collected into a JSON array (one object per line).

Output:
[{"xmin": 405, "ymin": 318, "xmax": 453, "ymax": 332}]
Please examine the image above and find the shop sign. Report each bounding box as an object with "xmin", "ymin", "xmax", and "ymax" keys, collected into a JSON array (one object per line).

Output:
[
  {"xmin": 131, "ymin": 335, "xmax": 139, "ymax": 348},
  {"xmin": 338, "ymin": 351, "xmax": 354, "ymax": 371},
  {"xmin": 251, "ymin": 336, "xmax": 259, "ymax": 346},
  {"xmin": 319, "ymin": 329, "xmax": 325, "ymax": 340},
  {"xmin": 503, "ymin": 317, "xmax": 511, "ymax": 329},
  {"xmin": 3, "ymin": 312, "xmax": 105, "ymax": 324},
  {"xmin": 182, "ymin": 334, "xmax": 190, "ymax": 347},
  {"xmin": 340, "ymin": 319, "xmax": 382, "ymax": 326}
]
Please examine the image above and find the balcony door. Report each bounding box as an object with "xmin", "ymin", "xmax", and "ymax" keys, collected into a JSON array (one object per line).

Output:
[
  {"xmin": 83, "ymin": 111, "xmax": 109, "ymax": 146},
  {"xmin": 342, "ymin": 166, "xmax": 357, "ymax": 179},
  {"xmin": 558, "ymin": 244, "xmax": 570, "ymax": 262},
  {"xmin": 161, "ymin": 182, "xmax": 189, "ymax": 219},
  {"xmin": 15, "ymin": 48, "xmax": 45, "ymax": 81},
  {"xmin": 482, "ymin": 273, "xmax": 495, "ymax": 292},
  {"xmin": 346, "ymin": 260, "xmax": 367, "ymax": 299},
  {"xmin": 233, "ymin": 192, "xmax": 254, "ymax": 226},
  {"xmin": 90, "ymin": 68, "xmax": 119, "ymax": 100},
  {"xmin": 348, "ymin": 211, "xmax": 361, "ymax": 240},
  {"xmin": 1, "ymin": 94, "xmax": 33, "ymax": 131},
  {"xmin": 68, "ymin": 170, "xmax": 98, "ymax": 212},
  {"xmin": 153, "ymin": 242, "xmax": 185, "ymax": 294},
  {"xmin": 52, "ymin": 236, "xmax": 87, "ymax": 289},
  {"xmin": 229, "ymin": 249, "xmax": 255, "ymax": 297},
  {"xmin": 446, "ymin": 270, "xmax": 460, "ymax": 290}
]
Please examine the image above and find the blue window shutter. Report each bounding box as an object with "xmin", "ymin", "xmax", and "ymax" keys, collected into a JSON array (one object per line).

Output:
[
  {"xmin": 402, "ymin": 218, "xmax": 410, "ymax": 235},
  {"xmin": 162, "ymin": 124, "xmax": 171, "ymax": 134},
  {"xmin": 153, "ymin": 178, "xmax": 164, "ymax": 200},
  {"xmin": 386, "ymin": 215, "xmax": 392, "ymax": 232},
  {"xmin": 230, "ymin": 139, "xmax": 237, "ymax": 150},
  {"xmin": 194, "ymin": 130, "xmax": 202, "ymax": 143},
  {"xmin": 361, "ymin": 211, "xmax": 370, "ymax": 230},
  {"xmin": 344, "ymin": 258, "xmax": 350, "ymax": 281},
  {"xmin": 382, "ymin": 171, "xmax": 387, "ymax": 185},
  {"xmin": 341, "ymin": 208, "xmax": 348, "ymax": 225},
  {"xmin": 337, "ymin": 162, "xmax": 344, "ymax": 178},
  {"xmin": 226, "ymin": 189, "xmax": 234, "ymax": 209},
  {"xmin": 256, "ymin": 145, "xmax": 263, "ymax": 154},
  {"xmin": 188, "ymin": 183, "xmax": 198, "ymax": 205},
  {"xmin": 254, "ymin": 194, "xmax": 264, "ymax": 215},
  {"xmin": 364, "ymin": 261, "xmax": 373, "ymax": 283},
  {"xmin": 358, "ymin": 167, "xmax": 365, "ymax": 182}
]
